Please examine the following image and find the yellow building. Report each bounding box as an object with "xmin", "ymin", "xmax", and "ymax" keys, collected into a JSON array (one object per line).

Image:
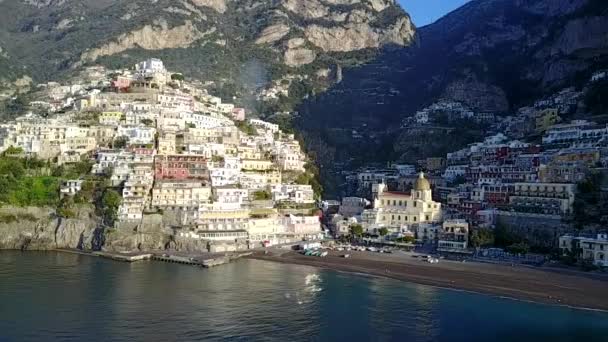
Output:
[
  {"xmin": 371, "ymin": 173, "xmax": 442, "ymax": 227},
  {"xmin": 535, "ymin": 108, "xmax": 561, "ymax": 133},
  {"xmin": 237, "ymin": 145, "xmax": 263, "ymax": 160},
  {"xmin": 158, "ymin": 132, "xmax": 177, "ymax": 155},
  {"xmin": 240, "ymin": 170, "xmax": 282, "ymax": 188},
  {"xmin": 242, "ymin": 159, "xmax": 274, "ymax": 171},
  {"xmin": 151, "ymin": 180, "xmax": 212, "ymax": 209},
  {"xmin": 61, "ymin": 137, "xmax": 97, "ymax": 154},
  {"xmin": 99, "ymin": 111, "xmax": 124, "ymax": 125}
]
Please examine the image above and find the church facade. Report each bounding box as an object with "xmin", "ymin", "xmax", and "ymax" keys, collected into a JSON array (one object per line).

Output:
[{"xmin": 363, "ymin": 173, "xmax": 442, "ymax": 231}]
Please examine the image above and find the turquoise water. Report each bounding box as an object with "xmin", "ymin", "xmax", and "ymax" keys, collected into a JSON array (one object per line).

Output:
[{"xmin": 1, "ymin": 251, "xmax": 607, "ymax": 342}]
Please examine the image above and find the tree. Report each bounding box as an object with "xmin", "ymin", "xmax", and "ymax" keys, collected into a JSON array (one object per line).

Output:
[
  {"xmin": 171, "ymin": 73, "xmax": 184, "ymax": 81},
  {"xmin": 253, "ymin": 190, "xmax": 271, "ymax": 201},
  {"xmin": 56, "ymin": 196, "xmax": 76, "ymax": 218},
  {"xmin": 470, "ymin": 228, "xmax": 495, "ymax": 248},
  {"xmin": 350, "ymin": 224, "xmax": 364, "ymax": 237},
  {"xmin": 379, "ymin": 227, "xmax": 389, "ymax": 237},
  {"xmin": 141, "ymin": 118, "xmax": 154, "ymax": 127},
  {"xmin": 506, "ymin": 242, "xmax": 530, "ymax": 255},
  {"xmin": 101, "ymin": 189, "xmax": 121, "ymax": 224},
  {"xmin": 113, "ymin": 136, "xmax": 129, "ymax": 149}
]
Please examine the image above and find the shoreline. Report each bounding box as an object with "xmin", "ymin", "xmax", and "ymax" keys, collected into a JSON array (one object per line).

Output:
[
  {"xmin": 247, "ymin": 250, "xmax": 608, "ymax": 312},
  {"xmin": 5, "ymin": 248, "xmax": 607, "ymax": 312}
]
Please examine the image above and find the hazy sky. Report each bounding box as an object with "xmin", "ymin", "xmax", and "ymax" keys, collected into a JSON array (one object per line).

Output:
[{"xmin": 398, "ymin": 0, "xmax": 470, "ymax": 27}]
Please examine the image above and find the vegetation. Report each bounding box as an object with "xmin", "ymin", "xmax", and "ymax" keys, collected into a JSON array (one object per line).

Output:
[
  {"xmin": 235, "ymin": 121, "xmax": 257, "ymax": 136},
  {"xmin": 350, "ymin": 224, "xmax": 364, "ymax": 237},
  {"xmin": 378, "ymin": 227, "xmax": 389, "ymax": 237},
  {"xmin": 572, "ymin": 171, "xmax": 607, "ymax": 228},
  {"xmin": 506, "ymin": 242, "xmax": 530, "ymax": 255},
  {"xmin": 395, "ymin": 236, "xmax": 416, "ymax": 244},
  {"xmin": 211, "ymin": 155, "xmax": 225, "ymax": 163},
  {"xmin": 294, "ymin": 163, "xmax": 324, "ymax": 199},
  {"xmin": 101, "ymin": 189, "xmax": 121, "ymax": 225},
  {"xmin": 0, "ymin": 153, "xmax": 59, "ymax": 207},
  {"xmin": 113, "ymin": 136, "xmax": 129, "ymax": 149},
  {"xmin": 141, "ymin": 118, "xmax": 154, "ymax": 127},
  {"xmin": 469, "ymin": 228, "xmax": 495, "ymax": 248},
  {"xmin": 584, "ymin": 80, "xmax": 608, "ymax": 115},
  {"xmin": 253, "ymin": 190, "xmax": 271, "ymax": 201},
  {"xmin": 171, "ymin": 73, "xmax": 184, "ymax": 81}
]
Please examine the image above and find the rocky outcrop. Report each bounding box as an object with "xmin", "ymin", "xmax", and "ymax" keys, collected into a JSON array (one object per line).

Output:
[
  {"xmin": 255, "ymin": 24, "xmax": 291, "ymax": 45},
  {"xmin": 304, "ymin": 16, "xmax": 414, "ymax": 52},
  {"xmin": 0, "ymin": 206, "xmax": 101, "ymax": 250},
  {"xmin": 80, "ymin": 20, "xmax": 209, "ymax": 63},
  {"xmin": 550, "ymin": 16, "xmax": 608, "ymax": 56},
  {"xmin": 442, "ymin": 76, "xmax": 510, "ymax": 113},
  {"xmin": 103, "ymin": 214, "xmax": 170, "ymax": 253},
  {"xmin": 191, "ymin": 0, "xmax": 227, "ymax": 13},
  {"xmin": 284, "ymin": 48, "xmax": 316, "ymax": 66}
]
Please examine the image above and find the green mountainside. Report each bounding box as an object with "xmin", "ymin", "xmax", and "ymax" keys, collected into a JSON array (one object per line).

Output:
[
  {"xmin": 296, "ymin": 0, "xmax": 608, "ymax": 168},
  {"xmin": 0, "ymin": 0, "xmax": 414, "ymax": 104}
]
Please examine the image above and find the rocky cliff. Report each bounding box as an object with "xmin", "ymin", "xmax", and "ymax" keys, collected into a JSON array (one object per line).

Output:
[
  {"xmin": 296, "ymin": 0, "xmax": 608, "ymax": 184},
  {"xmin": 0, "ymin": 206, "xmax": 103, "ymax": 250},
  {"xmin": 0, "ymin": 207, "xmax": 238, "ymax": 253},
  {"xmin": 0, "ymin": 0, "xmax": 414, "ymax": 100}
]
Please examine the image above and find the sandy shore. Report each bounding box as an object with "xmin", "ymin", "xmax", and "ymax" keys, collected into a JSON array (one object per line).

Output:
[{"xmin": 248, "ymin": 250, "xmax": 608, "ymax": 311}]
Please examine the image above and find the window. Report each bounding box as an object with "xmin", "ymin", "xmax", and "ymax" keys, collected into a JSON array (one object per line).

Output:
[{"xmin": 413, "ymin": 217, "xmax": 417, "ymax": 222}]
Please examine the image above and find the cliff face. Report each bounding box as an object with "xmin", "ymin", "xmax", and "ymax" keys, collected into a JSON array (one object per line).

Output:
[
  {"xmin": 296, "ymin": 0, "xmax": 608, "ymax": 174},
  {"xmin": 0, "ymin": 207, "xmax": 243, "ymax": 253},
  {"xmin": 0, "ymin": 206, "xmax": 103, "ymax": 250},
  {"xmin": 0, "ymin": 0, "xmax": 414, "ymax": 97}
]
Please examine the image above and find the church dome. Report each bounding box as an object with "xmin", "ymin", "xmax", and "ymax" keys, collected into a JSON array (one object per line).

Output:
[{"xmin": 414, "ymin": 172, "xmax": 431, "ymax": 191}]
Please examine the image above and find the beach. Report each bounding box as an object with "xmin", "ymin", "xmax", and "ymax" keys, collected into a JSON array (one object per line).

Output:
[{"xmin": 248, "ymin": 249, "xmax": 608, "ymax": 311}]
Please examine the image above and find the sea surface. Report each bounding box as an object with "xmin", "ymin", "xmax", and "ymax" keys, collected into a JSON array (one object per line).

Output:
[{"xmin": 1, "ymin": 251, "xmax": 608, "ymax": 342}]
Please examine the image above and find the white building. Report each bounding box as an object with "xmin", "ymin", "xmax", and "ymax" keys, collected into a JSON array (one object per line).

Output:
[
  {"xmin": 560, "ymin": 234, "xmax": 608, "ymax": 267},
  {"xmin": 437, "ymin": 220, "xmax": 470, "ymax": 253},
  {"xmin": 281, "ymin": 215, "xmax": 322, "ymax": 238},
  {"xmin": 116, "ymin": 126, "xmax": 156, "ymax": 145},
  {"xmin": 271, "ymin": 184, "xmax": 315, "ymax": 204},
  {"xmin": 60, "ymin": 180, "xmax": 83, "ymax": 197},
  {"xmin": 249, "ymin": 119, "xmax": 279, "ymax": 133}
]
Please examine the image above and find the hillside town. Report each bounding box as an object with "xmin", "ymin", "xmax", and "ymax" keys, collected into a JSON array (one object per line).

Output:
[
  {"xmin": 0, "ymin": 58, "xmax": 323, "ymax": 252},
  {"xmin": 329, "ymin": 70, "xmax": 608, "ymax": 269}
]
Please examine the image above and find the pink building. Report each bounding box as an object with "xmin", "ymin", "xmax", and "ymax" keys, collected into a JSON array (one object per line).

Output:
[
  {"xmin": 128, "ymin": 147, "xmax": 156, "ymax": 155},
  {"xmin": 231, "ymin": 108, "xmax": 246, "ymax": 121},
  {"xmin": 155, "ymin": 154, "xmax": 209, "ymax": 181},
  {"xmin": 112, "ymin": 76, "xmax": 131, "ymax": 90}
]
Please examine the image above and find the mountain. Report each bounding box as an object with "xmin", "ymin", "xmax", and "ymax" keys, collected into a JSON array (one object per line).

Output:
[
  {"xmin": 296, "ymin": 0, "xmax": 608, "ymax": 167},
  {"xmin": 0, "ymin": 0, "xmax": 415, "ymax": 99}
]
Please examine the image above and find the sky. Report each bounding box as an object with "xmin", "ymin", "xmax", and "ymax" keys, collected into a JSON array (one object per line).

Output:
[{"xmin": 398, "ymin": 0, "xmax": 470, "ymax": 27}]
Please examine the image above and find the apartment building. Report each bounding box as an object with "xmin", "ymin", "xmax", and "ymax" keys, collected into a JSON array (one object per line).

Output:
[{"xmin": 509, "ymin": 182, "xmax": 576, "ymax": 215}]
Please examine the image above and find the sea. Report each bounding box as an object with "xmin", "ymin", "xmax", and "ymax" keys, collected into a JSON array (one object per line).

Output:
[{"xmin": 1, "ymin": 251, "xmax": 607, "ymax": 342}]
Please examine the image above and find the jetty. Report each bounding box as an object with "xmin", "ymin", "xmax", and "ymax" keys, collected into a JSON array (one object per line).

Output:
[{"xmin": 55, "ymin": 248, "xmax": 253, "ymax": 268}]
